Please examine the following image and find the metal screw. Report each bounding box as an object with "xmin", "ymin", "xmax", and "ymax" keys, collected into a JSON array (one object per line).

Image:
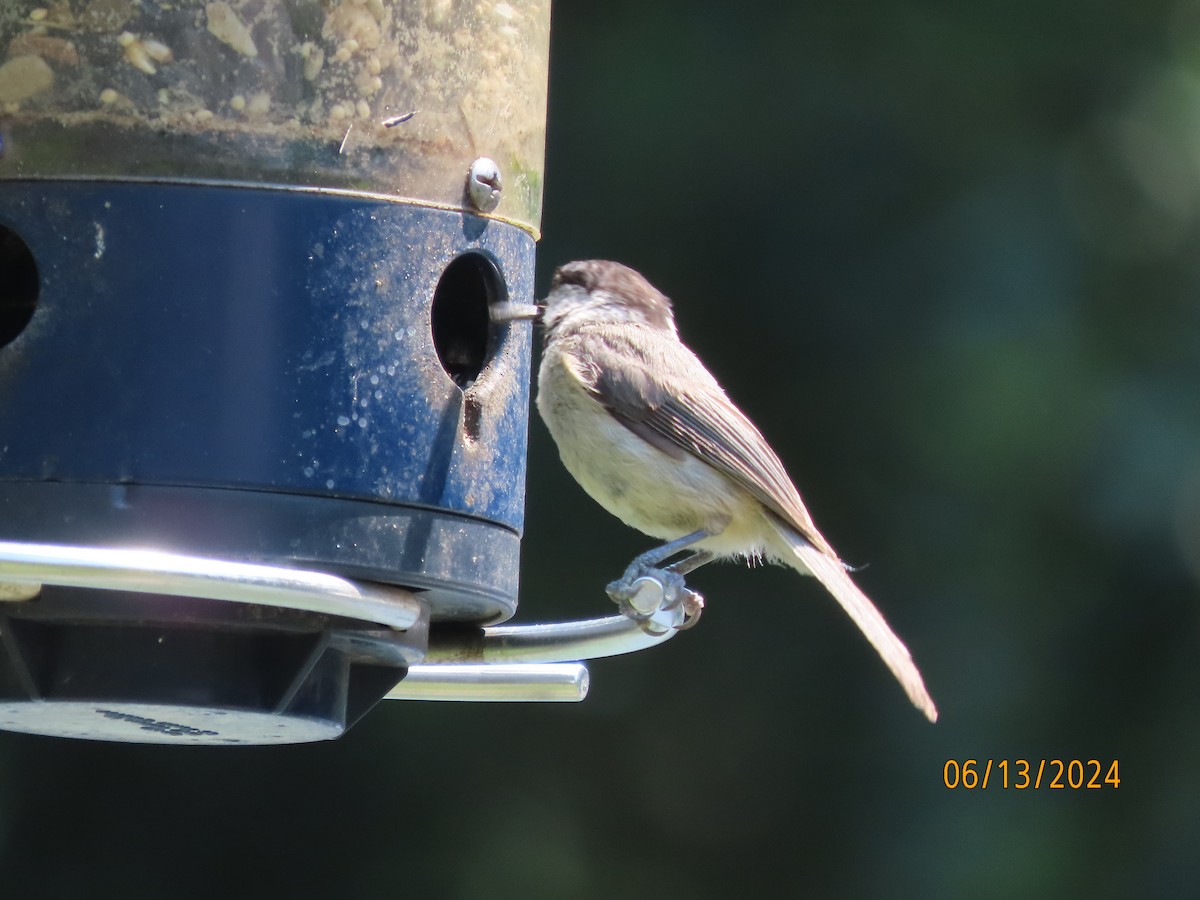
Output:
[{"xmin": 467, "ymin": 157, "xmax": 502, "ymax": 213}]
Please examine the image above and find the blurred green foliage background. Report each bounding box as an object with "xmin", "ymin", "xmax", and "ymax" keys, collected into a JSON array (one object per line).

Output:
[{"xmin": 2, "ymin": 2, "xmax": 1198, "ymax": 896}]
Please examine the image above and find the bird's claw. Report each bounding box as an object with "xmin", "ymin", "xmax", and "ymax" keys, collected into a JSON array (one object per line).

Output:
[
  {"xmin": 677, "ymin": 590, "xmax": 704, "ymax": 629},
  {"xmin": 606, "ymin": 562, "xmax": 703, "ymax": 634}
]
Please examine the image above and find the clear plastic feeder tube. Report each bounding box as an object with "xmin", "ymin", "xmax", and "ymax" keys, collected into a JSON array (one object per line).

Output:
[{"xmin": 0, "ymin": 0, "xmax": 550, "ymax": 234}]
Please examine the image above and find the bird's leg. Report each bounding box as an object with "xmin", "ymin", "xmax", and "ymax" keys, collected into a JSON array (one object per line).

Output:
[
  {"xmin": 606, "ymin": 530, "xmax": 713, "ymax": 633},
  {"xmin": 663, "ymin": 550, "xmax": 712, "ymax": 627},
  {"xmin": 667, "ymin": 549, "xmax": 714, "ymax": 576}
]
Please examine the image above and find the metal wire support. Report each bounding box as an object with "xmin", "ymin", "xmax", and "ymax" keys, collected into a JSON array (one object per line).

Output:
[
  {"xmin": 0, "ymin": 541, "xmax": 424, "ymax": 628},
  {"xmin": 386, "ymin": 664, "xmax": 589, "ymax": 703},
  {"xmin": 0, "ymin": 541, "xmax": 693, "ymax": 705}
]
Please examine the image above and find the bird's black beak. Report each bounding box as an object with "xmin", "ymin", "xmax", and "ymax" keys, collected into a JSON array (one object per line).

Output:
[{"xmin": 489, "ymin": 302, "xmax": 544, "ymax": 324}]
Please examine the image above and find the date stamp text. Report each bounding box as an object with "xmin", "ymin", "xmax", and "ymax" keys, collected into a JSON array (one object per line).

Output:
[{"xmin": 943, "ymin": 759, "xmax": 1120, "ymax": 790}]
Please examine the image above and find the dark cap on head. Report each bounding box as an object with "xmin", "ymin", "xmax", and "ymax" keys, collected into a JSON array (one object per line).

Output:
[{"xmin": 550, "ymin": 260, "xmax": 676, "ymax": 331}]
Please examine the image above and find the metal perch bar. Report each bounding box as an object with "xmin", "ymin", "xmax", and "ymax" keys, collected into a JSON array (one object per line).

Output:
[
  {"xmin": 0, "ymin": 541, "xmax": 425, "ymax": 629},
  {"xmin": 384, "ymin": 611, "xmax": 683, "ymax": 702},
  {"xmin": 387, "ymin": 663, "xmax": 589, "ymax": 702},
  {"xmin": 0, "ymin": 542, "xmax": 687, "ymax": 703},
  {"xmin": 421, "ymin": 613, "xmax": 682, "ymax": 665}
]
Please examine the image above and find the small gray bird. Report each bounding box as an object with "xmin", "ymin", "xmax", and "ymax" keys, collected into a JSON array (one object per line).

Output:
[{"xmin": 526, "ymin": 259, "xmax": 936, "ymax": 722}]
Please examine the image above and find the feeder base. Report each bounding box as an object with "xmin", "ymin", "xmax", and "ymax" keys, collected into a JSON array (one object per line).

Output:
[
  {"xmin": 0, "ymin": 702, "xmax": 344, "ymax": 745},
  {"xmin": 0, "ymin": 586, "xmax": 425, "ymax": 745}
]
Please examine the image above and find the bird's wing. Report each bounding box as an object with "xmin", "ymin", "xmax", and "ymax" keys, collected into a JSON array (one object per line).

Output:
[
  {"xmin": 563, "ymin": 327, "xmax": 937, "ymax": 720},
  {"xmin": 571, "ymin": 328, "xmax": 836, "ymax": 557}
]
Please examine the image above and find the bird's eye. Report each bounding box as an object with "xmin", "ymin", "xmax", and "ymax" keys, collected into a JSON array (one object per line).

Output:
[{"xmin": 552, "ymin": 265, "xmax": 588, "ymax": 290}]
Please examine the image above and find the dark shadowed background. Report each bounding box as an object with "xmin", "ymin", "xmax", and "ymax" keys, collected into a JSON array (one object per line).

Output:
[{"xmin": 2, "ymin": 2, "xmax": 1198, "ymax": 897}]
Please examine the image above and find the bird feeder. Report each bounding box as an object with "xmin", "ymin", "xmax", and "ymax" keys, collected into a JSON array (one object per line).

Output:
[{"xmin": 0, "ymin": 0, "xmax": 687, "ymax": 745}]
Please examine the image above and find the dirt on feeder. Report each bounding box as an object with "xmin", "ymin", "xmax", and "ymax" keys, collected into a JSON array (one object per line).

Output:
[{"xmin": 0, "ymin": 0, "xmax": 549, "ymax": 229}]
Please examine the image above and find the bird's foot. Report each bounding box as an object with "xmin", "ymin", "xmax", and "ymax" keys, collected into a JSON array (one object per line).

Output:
[{"xmin": 606, "ymin": 561, "xmax": 704, "ymax": 635}]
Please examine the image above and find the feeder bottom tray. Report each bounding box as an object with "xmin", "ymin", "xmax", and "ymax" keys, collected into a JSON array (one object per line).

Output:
[{"xmin": 0, "ymin": 587, "xmax": 425, "ymax": 745}]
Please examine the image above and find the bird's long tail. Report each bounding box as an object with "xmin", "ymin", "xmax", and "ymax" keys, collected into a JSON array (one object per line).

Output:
[{"xmin": 770, "ymin": 520, "xmax": 938, "ymax": 722}]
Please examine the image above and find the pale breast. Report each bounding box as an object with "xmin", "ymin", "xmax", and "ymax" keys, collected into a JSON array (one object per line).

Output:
[{"xmin": 537, "ymin": 344, "xmax": 767, "ymax": 553}]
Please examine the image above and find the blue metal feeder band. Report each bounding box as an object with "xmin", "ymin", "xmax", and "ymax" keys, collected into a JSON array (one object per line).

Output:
[{"xmin": 0, "ymin": 181, "xmax": 534, "ymax": 624}]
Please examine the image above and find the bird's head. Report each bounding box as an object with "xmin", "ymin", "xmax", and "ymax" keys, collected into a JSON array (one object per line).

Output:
[{"xmin": 540, "ymin": 260, "xmax": 678, "ymax": 340}]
